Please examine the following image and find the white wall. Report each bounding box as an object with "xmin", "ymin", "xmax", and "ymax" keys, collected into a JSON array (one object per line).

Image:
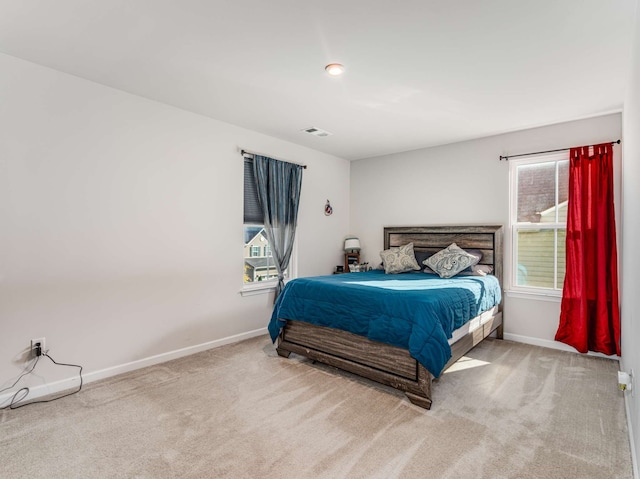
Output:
[
  {"xmin": 350, "ymin": 113, "xmax": 622, "ymax": 348},
  {"xmin": 0, "ymin": 53, "xmax": 350, "ymax": 398},
  {"xmin": 621, "ymin": 2, "xmax": 640, "ymax": 475}
]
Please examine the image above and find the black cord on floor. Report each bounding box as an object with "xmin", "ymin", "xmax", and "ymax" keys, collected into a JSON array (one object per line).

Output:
[{"xmin": 0, "ymin": 352, "xmax": 83, "ymax": 410}]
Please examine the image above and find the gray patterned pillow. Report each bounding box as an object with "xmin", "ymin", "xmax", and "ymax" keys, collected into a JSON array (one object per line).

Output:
[
  {"xmin": 380, "ymin": 243, "xmax": 421, "ymax": 274},
  {"xmin": 423, "ymin": 243, "xmax": 480, "ymax": 278}
]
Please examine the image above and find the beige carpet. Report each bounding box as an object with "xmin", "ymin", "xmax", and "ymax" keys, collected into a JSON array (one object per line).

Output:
[{"xmin": 0, "ymin": 336, "xmax": 632, "ymax": 479}]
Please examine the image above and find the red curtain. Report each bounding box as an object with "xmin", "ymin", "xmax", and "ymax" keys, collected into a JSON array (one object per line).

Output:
[{"xmin": 555, "ymin": 143, "xmax": 620, "ymax": 355}]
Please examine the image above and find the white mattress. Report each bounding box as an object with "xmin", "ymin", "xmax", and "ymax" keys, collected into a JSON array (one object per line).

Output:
[{"xmin": 448, "ymin": 305, "xmax": 499, "ymax": 345}]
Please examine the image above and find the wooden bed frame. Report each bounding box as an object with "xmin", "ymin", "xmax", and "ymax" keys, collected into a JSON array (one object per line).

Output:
[{"xmin": 275, "ymin": 225, "xmax": 504, "ymax": 409}]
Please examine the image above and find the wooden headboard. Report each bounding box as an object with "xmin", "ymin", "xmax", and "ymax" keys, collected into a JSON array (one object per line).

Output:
[{"xmin": 383, "ymin": 225, "xmax": 504, "ymax": 299}]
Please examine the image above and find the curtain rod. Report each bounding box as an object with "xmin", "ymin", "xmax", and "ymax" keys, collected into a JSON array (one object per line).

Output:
[
  {"xmin": 499, "ymin": 139, "xmax": 621, "ymax": 161},
  {"xmin": 241, "ymin": 149, "xmax": 307, "ymax": 169}
]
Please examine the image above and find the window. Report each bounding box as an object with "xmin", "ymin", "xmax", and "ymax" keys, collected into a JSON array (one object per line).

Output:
[
  {"xmin": 510, "ymin": 153, "xmax": 568, "ymax": 294},
  {"xmin": 243, "ymin": 158, "xmax": 285, "ymax": 285},
  {"xmin": 243, "ymin": 226, "xmax": 278, "ymax": 283}
]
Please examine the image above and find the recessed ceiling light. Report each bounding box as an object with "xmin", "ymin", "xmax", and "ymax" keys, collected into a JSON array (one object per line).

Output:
[{"xmin": 325, "ymin": 63, "xmax": 345, "ymax": 76}]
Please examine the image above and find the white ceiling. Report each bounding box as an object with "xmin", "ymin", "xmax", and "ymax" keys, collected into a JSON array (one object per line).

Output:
[{"xmin": 0, "ymin": 0, "xmax": 636, "ymax": 160}]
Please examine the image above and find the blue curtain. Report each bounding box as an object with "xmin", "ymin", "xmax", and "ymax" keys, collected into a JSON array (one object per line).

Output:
[{"xmin": 253, "ymin": 155, "xmax": 304, "ymax": 299}]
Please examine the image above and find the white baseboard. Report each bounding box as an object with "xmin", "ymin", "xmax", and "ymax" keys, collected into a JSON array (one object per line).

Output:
[
  {"xmin": 1, "ymin": 327, "xmax": 268, "ymax": 407},
  {"xmin": 504, "ymin": 333, "xmax": 621, "ymax": 361}
]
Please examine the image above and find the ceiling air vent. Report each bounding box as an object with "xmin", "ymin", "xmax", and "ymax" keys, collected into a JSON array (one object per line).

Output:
[{"xmin": 301, "ymin": 126, "xmax": 332, "ymax": 137}]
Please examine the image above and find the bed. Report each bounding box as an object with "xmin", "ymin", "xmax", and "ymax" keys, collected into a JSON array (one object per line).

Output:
[{"xmin": 269, "ymin": 225, "xmax": 504, "ymax": 409}]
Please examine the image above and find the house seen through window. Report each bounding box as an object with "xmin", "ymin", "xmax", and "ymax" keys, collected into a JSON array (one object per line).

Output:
[
  {"xmin": 510, "ymin": 153, "xmax": 568, "ymax": 293},
  {"xmin": 243, "ymin": 226, "xmax": 278, "ymax": 283}
]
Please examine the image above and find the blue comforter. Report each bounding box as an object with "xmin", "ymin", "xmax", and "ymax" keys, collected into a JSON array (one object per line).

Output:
[{"xmin": 268, "ymin": 270, "xmax": 501, "ymax": 377}]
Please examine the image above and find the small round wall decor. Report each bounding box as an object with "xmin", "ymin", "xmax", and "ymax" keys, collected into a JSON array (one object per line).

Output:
[{"xmin": 324, "ymin": 200, "xmax": 333, "ymax": 216}]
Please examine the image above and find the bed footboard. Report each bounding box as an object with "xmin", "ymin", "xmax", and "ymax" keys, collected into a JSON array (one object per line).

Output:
[
  {"xmin": 277, "ymin": 320, "xmax": 433, "ymax": 408},
  {"xmin": 277, "ymin": 310, "xmax": 503, "ymax": 409}
]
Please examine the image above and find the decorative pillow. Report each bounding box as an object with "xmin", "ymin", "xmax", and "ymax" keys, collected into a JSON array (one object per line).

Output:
[
  {"xmin": 422, "ymin": 248, "xmax": 485, "ymax": 275},
  {"xmin": 418, "ymin": 249, "xmax": 480, "ymax": 272},
  {"xmin": 423, "ymin": 243, "xmax": 480, "ymax": 278},
  {"xmin": 380, "ymin": 243, "xmax": 421, "ymax": 274}
]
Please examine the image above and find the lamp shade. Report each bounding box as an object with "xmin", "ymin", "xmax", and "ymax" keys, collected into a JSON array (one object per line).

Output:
[{"xmin": 344, "ymin": 237, "xmax": 361, "ymax": 253}]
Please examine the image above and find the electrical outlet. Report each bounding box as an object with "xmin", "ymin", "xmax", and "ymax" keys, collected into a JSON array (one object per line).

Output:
[{"xmin": 30, "ymin": 337, "xmax": 45, "ymax": 357}]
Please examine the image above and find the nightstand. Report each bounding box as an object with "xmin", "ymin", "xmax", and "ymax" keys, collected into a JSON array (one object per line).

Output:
[{"xmin": 344, "ymin": 252, "xmax": 360, "ymax": 272}]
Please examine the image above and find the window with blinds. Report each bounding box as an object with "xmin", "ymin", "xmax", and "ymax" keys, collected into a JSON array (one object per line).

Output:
[
  {"xmin": 243, "ymin": 158, "xmax": 262, "ymax": 225},
  {"xmin": 510, "ymin": 152, "xmax": 568, "ymax": 294}
]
